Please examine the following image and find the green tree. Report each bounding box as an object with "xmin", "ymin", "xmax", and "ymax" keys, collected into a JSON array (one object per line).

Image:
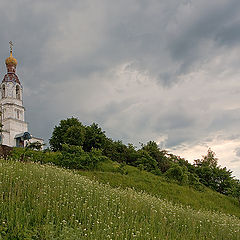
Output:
[
  {"xmin": 49, "ymin": 117, "xmax": 85, "ymax": 151},
  {"xmin": 60, "ymin": 144, "xmax": 106, "ymax": 170},
  {"xmin": 194, "ymin": 148, "xmax": 218, "ymax": 168},
  {"xmin": 165, "ymin": 164, "xmax": 189, "ymax": 185},
  {"xmin": 168, "ymin": 154, "xmax": 195, "ymax": 173},
  {"xmin": 83, "ymin": 123, "xmax": 107, "ymax": 152},
  {"xmin": 212, "ymin": 167, "xmax": 233, "ymax": 194},
  {"xmin": 64, "ymin": 125, "xmax": 85, "ymax": 146},
  {"xmin": 135, "ymin": 149, "xmax": 158, "ymax": 172},
  {"xmin": 103, "ymin": 139, "xmax": 133, "ymax": 163},
  {"xmin": 194, "ymin": 149, "xmax": 235, "ymax": 194},
  {"xmin": 229, "ymin": 179, "xmax": 240, "ymax": 205},
  {"xmin": 141, "ymin": 141, "xmax": 170, "ymax": 173}
]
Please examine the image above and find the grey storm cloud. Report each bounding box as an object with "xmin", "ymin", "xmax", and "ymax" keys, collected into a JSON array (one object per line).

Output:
[{"xmin": 0, "ymin": 0, "xmax": 240, "ymax": 177}]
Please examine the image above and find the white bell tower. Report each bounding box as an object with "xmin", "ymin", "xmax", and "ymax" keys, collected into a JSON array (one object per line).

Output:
[{"xmin": 0, "ymin": 42, "xmax": 28, "ymax": 147}]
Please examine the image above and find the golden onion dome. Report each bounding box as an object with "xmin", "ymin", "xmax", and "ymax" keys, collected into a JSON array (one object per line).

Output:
[{"xmin": 5, "ymin": 51, "xmax": 17, "ymax": 66}]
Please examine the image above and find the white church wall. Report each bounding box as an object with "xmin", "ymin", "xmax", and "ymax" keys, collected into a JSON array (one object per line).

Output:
[
  {"xmin": 2, "ymin": 131, "xmax": 10, "ymax": 146},
  {"xmin": 2, "ymin": 119, "xmax": 10, "ymax": 130},
  {"xmin": 1, "ymin": 118, "xmax": 28, "ymax": 147}
]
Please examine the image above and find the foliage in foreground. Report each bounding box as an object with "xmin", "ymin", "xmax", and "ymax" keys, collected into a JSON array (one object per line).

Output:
[{"xmin": 0, "ymin": 160, "xmax": 239, "ymax": 240}]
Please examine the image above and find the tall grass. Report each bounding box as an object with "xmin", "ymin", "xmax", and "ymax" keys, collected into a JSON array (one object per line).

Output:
[
  {"xmin": 0, "ymin": 159, "xmax": 239, "ymax": 239},
  {"xmin": 80, "ymin": 161, "xmax": 240, "ymax": 218}
]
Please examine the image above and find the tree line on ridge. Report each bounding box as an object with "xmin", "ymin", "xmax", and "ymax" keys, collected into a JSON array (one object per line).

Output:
[{"xmin": 45, "ymin": 117, "xmax": 240, "ymax": 202}]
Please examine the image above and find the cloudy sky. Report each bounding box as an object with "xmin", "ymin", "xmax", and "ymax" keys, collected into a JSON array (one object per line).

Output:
[{"xmin": 1, "ymin": 0, "xmax": 240, "ymax": 178}]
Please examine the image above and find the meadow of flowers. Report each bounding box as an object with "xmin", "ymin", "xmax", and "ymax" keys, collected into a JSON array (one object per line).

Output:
[{"xmin": 0, "ymin": 159, "xmax": 239, "ymax": 239}]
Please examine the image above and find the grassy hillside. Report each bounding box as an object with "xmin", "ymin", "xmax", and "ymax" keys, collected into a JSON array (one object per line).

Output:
[
  {"xmin": 78, "ymin": 160, "xmax": 240, "ymax": 218},
  {"xmin": 0, "ymin": 159, "xmax": 239, "ymax": 239}
]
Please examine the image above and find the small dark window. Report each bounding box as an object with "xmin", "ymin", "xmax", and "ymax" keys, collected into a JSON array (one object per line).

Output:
[
  {"xmin": 16, "ymin": 85, "xmax": 20, "ymax": 100},
  {"xmin": 2, "ymin": 85, "xmax": 5, "ymax": 98}
]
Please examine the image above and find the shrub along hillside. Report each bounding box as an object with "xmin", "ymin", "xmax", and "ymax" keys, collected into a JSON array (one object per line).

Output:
[
  {"xmin": 0, "ymin": 159, "xmax": 239, "ymax": 239},
  {"xmin": 48, "ymin": 117, "xmax": 240, "ymax": 200}
]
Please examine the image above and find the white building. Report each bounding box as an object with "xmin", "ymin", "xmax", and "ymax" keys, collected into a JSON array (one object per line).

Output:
[{"xmin": 0, "ymin": 45, "xmax": 44, "ymax": 148}]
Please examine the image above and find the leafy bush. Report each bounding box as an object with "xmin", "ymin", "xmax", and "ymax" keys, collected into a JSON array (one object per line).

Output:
[
  {"xmin": 59, "ymin": 144, "xmax": 107, "ymax": 170},
  {"xmin": 165, "ymin": 165, "xmax": 189, "ymax": 185},
  {"xmin": 10, "ymin": 145, "xmax": 107, "ymax": 171},
  {"xmin": 116, "ymin": 162, "xmax": 128, "ymax": 175},
  {"xmin": 134, "ymin": 150, "xmax": 158, "ymax": 172}
]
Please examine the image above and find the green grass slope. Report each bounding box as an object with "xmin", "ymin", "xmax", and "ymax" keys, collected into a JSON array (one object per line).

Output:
[
  {"xmin": 0, "ymin": 159, "xmax": 239, "ymax": 240},
  {"xmin": 78, "ymin": 160, "xmax": 240, "ymax": 218}
]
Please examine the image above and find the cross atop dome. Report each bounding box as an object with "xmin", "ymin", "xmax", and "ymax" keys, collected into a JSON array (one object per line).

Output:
[
  {"xmin": 9, "ymin": 41, "xmax": 13, "ymax": 53},
  {"xmin": 5, "ymin": 41, "xmax": 17, "ymax": 69},
  {"xmin": 2, "ymin": 41, "xmax": 19, "ymax": 83}
]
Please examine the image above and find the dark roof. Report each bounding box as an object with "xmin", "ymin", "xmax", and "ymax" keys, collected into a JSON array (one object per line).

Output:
[
  {"xmin": 2, "ymin": 73, "xmax": 20, "ymax": 84},
  {"xmin": 15, "ymin": 132, "xmax": 31, "ymax": 140}
]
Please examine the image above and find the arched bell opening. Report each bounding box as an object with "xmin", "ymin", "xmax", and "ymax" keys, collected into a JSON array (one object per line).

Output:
[
  {"xmin": 16, "ymin": 85, "xmax": 20, "ymax": 100},
  {"xmin": 2, "ymin": 84, "xmax": 5, "ymax": 98}
]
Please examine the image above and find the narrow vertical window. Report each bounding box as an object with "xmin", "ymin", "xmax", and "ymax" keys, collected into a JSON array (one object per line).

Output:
[
  {"xmin": 2, "ymin": 85, "xmax": 5, "ymax": 98},
  {"xmin": 16, "ymin": 85, "xmax": 20, "ymax": 100}
]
